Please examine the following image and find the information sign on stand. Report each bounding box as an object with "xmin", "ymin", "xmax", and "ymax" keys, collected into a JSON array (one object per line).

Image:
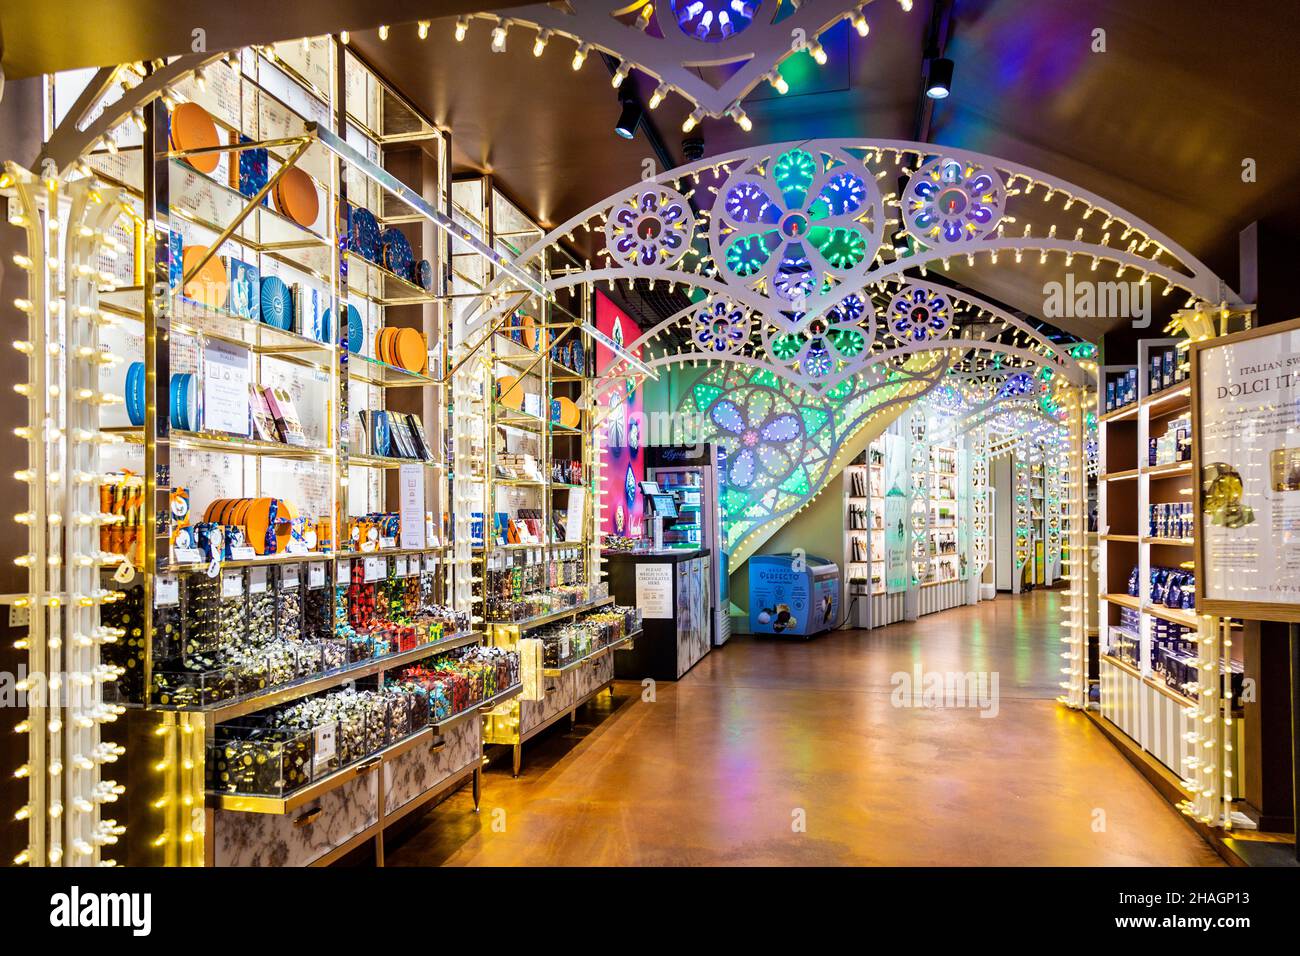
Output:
[{"xmin": 1193, "ymin": 316, "xmax": 1300, "ymax": 620}]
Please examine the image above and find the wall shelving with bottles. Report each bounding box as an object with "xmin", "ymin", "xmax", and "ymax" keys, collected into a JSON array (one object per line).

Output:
[{"xmin": 1096, "ymin": 337, "xmax": 1244, "ymax": 820}]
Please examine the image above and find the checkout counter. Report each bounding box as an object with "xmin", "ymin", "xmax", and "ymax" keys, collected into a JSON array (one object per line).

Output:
[{"xmin": 604, "ymin": 483, "xmax": 712, "ymax": 680}]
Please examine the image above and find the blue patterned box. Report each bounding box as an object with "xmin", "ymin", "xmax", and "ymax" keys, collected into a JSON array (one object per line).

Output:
[{"xmin": 223, "ymin": 256, "xmax": 260, "ymax": 319}]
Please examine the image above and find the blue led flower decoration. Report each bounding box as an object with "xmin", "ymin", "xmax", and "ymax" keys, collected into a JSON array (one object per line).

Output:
[
  {"xmin": 714, "ymin": 147, "xmax": 882, "ymax": 304},
  {"xmin": 887, "ymin": 286, "xmax": 953, "ymax": 344},
  {"xmin": 902, "ymin": 156, "xmax": 1006, "ymax": 246}
]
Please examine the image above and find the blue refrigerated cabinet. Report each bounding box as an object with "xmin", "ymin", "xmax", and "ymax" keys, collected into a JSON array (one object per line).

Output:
[{"xmin": 748, "ymin": 554, "xmax": 840, "ymax": 638}]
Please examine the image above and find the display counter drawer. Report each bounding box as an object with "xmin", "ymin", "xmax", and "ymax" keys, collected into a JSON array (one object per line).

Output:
[
  {"xmin": 213, "ymin": 766, "xmax": 379, "ymax": 867},
  {"xmin": 383, "ymin": 713, "xmax": 482, "ymax": 817}
]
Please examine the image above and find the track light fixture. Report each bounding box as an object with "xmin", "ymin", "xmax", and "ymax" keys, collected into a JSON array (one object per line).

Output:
[
  {"xmin": 615, "ymin": 94, "xmax": 643, "ymax": 140},
  {"xmin": 682, "ymin": 108, "xmax": 705, "ymax": 133},
  {"xmin": 455, "ymin": 17, "xmax": 469, "ymax": 42},
  {"xmin": 534, "ymin": 28, "xmax": 552, "ymax": 57},
  {"xmin": 926, "ymin": 57, "xmax": 954, "ymax": 99},
  {"xmin": 573, "ymin": 43, "xmax": 591, "ymax": 70},
  {"xmin": 768, "ymin": 71, "xmax": 789, "ymax": 95},
  {"xmin": 649, "ymin": 82, "xmax": 669, "ymax": 109}
]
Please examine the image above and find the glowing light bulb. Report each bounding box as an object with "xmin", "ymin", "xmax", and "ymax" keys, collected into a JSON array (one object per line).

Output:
[
  {"xmin": 852, "ymin": 13, "xmax": 869, "ymax": 36},
  {"xmin": 455, "ymin": 16, "xmax": 469, "ymax": 41},
  {"xmin": 378, "ymin": 24, "xmax": 389, "ymax": 41},
  {"xmin": 573, "ymin": 42, "xmax": 590, "ymax": 70},
  {"xmin": 682, "ymin": 108, "xmax": 705, "ymax": 133},
  {"xmin": 612, "ymin": 62, "xmax": 631, "ymax": 87},
  {"xmin": 491, "ymin": 22, "xmax": 508, "ymax": 52},
  {"xmin": 340, "ymin": 31, "xmax": 350, "ymax": 45},
  {"xmin": 534, "ymin": 28, "xmax": 550, "ymax": 56},
  {"xmin": 768, "ymin": 72, "xmax": 789, "ymax": 94},
  {"xmin": 808, "ymin": 40, "xmax": 827, "ymax": 65}
]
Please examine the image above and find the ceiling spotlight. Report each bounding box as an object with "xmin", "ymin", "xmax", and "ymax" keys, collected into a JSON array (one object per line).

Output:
[
  {"xmin": 611, "ymin": 61, "xmax": 631, "ymax": 87},
  {"xmin": 615, "ymin": 95, "xmax": 643, "ymax": 140},
  {"xmin": 899, "ymin": 0, "xmax": 914, "ymax": 11},
  {"xmin": 378, "ymin": 24, "xmax": 389, "ymax": 41},
  {"xmin": 418, "ymin": 20, "xmax": 430, "ymax": 40},
  {"xmin": 648, "ymin": 82, "xmax": 670, "ymax": 109},
  {"xmin": 339, "ymin": 31, "xmax": 350, "ymax": 45},
  {"xmin": 455, "ymin": 17, "xmax": 469, "ymax": 42},
  {"xmin": 682, "ymin": 108, "xmax": 705, "ymax": 133},
  {"xmin": 851, "ymin": 12, "xmax": 869, "ymax": 37},
  {"xmin": 573, "ymin": 42, "xmax": 591, "ymax": 70},
  {"xmin": 533, "ymin": 28, "xmax": 552, "ymax": 57},
  {"xmin": 768, "ymin": 71, "xmax": 789, "ymax": 94},
  {"xmin": 926, "ymin": 57, "xmax": 954, "ymax": 99},
  {"xmin": 807, "ymin": 40, "xmax": 827, "ymax": 65},
  {"xmin": 491, "ymin": 21, "xmax": 508, "ymax": 52}
]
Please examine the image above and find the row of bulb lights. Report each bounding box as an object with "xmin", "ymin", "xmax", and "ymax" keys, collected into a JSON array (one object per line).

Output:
[
  {"xmin": 4, "ymin": 170, "xmax": 131, "ymax": 865},
  {"xmin": 345, "ymin": 0, "xmax": 914, "ymax": 133}
]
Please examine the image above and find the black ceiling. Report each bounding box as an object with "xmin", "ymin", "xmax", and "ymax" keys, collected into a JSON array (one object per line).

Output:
[
  {"xmin": 348, "ymin": 0, "xmax": 1300, "ymax": 342},
  {"xmin": 9, "ymin": 1, "xmax": 1299, "ymax": 342}
]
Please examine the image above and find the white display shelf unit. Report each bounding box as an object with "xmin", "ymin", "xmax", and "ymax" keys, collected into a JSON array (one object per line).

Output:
[{"xmin": 1095, "ymin": 340, "xmax": 1243, "ymax": 802}]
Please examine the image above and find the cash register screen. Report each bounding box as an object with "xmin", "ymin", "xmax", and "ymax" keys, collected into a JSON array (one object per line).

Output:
[{"xmin": 647, "ymin": 493, "xmax": 678, "ymax": 519}]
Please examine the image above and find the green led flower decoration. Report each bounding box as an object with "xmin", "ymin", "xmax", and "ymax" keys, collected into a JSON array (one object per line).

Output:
[{"xmin": 712, "ymin": 145, "xmax": 883, "ymax": 305}]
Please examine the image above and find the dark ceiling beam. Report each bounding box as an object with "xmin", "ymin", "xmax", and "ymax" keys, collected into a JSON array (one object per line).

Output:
[
  {"xmin": 911, "ymin": 0, "xmax": 956, "ymax": 144},
  {"xmin": 0, "ymin": 1, "xmax": 537, "ymax": 79}
]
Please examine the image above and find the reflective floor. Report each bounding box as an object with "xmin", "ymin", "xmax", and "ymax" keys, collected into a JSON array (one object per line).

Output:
[{"xmin": 385, "ymin": 590, "xmax": 1223, "ymax": 866}]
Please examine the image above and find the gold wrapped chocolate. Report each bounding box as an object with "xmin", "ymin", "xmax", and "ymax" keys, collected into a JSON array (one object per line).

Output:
[{"xmin": 1202, "ymin": 462, "xmax": 1255, "ymax": 528}]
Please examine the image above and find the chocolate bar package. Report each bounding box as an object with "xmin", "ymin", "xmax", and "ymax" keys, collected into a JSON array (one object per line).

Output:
[{"xmin": 263, "ymin": 386, "xmax": 309, "ymax": 447}]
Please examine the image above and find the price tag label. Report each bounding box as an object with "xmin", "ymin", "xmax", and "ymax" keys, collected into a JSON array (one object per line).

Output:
[
  {"xmin": 424, "ymin": 554, "xmax": 438, "ymax": 573},
  {"xmin": 313, "ymin": 724, "xmax": 336, "ymax": 775},
  {"xmin": 394, "ymin": 556, "xmax": 408, "ymax": 577},
  {"xmin": 308, "ymin": 562, "xmax": 326, "ymax": 589},
  {"xmin": 174, "ymin": 547, "xmax": 202, "ymax": 564},
  {"xmin": 380, "ymin": 536, "xmax": 397, "ymax": 550},
  {"xmin": 336, "ymin": 561, "xmax": 351, "ymax": 585},
  {"xmin": 221, "ymin": 569, "xmax": 244, "ymax": 599},
  {"xmin": 154, "ymin": 573, "xmax": 179, "ymax": 607},
  {"xmin": 230, "ymin": 545, "xmax": 257, "ymax": 561},
  {"xmin": 281, "ymin": 564, "xmax": 300, "ymax": 589},
  {"xmin": 364, "ymin": 556, "xmax": 385, "ymax": 582},
  {"xmin": 286, "ymin": 539, "xmax": 309, "ymax": 556},
  {"xmin": 248, "ymin": 566, "xmax": 268, "ymax": 594}
]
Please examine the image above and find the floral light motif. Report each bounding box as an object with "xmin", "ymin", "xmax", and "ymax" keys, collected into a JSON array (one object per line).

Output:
[
  {"xmin": 605, "ymin": 185, "xmax": 693, "ymax": 267},
  {"xmin": 693, "ymin": 298, "xmax": 750, "ymax": 353},
  {"xmin": 998, "ymin": 371, "xmax": 1037, "ymax": 399},
  {"xmin": 670, "ymin": 0, "xmax": 762, "ymax": 43},
  {"xmin": 902, "ymin": 156, "xmax": 1006, "ymax": 245},
  {"xmin": 761, "ymin": 290, "xmax": 873, "ymax": 387},
  {"xmin": 888, "ymin": 285, "xmax": 953, "ymax": 343},
  {"xmin": 714, "ymin": 147, "xmax": 881, "ymax": 303},
  {"xmin": 708, "ymin": 388, "xmax": 806, "ymax": 490}
]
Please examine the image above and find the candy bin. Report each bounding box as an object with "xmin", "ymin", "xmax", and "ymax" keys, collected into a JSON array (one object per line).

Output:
[{"xmin": 210, "ymin": 723, "xmax": 314, "ymax": 796}]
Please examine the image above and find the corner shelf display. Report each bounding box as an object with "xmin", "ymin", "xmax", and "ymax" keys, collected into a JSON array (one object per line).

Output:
[
  {"xmin": 20, "ymin": 37, "xmax": 542, "ymax": 867},
  {"xmin": 448, "ymin": 175, "xmax": 621, "ymax": 775},
  {"xmin": 1097, "ymin": 338, "xmax": 1243, "ymax": 824}
]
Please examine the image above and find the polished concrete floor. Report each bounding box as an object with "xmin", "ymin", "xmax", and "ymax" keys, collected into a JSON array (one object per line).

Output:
[{"xmin": 386, "ymin": 590, "xmax": 1223, "ymax": 866}]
